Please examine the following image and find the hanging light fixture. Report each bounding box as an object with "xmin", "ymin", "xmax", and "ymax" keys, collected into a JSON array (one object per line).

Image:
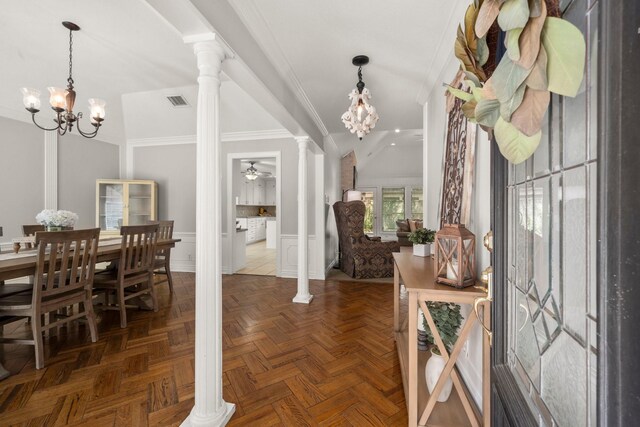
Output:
[
  {"xmin": 21, "ymin": 22, "xmax": 105, "ymax": 139},
  {"xmin": 341, "ymin": 55, "xmax": 379, "ymax": 140},
  {"xmin": 245, "ymin": 161, "xmax": 259, "ymax": 180}
]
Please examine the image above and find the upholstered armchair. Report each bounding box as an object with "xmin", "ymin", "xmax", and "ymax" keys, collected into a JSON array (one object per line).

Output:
[{"xmin": 333, "ymin": 201, "xmax": 400, "ymax": 279}]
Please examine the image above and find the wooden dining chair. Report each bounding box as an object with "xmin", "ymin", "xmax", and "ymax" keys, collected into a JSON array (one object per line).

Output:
[
  {"xmin": 93, "ymin": 224, "xmax": 159, "ymax": 328},
  {"xmin": 22, "ymin": 224, "xmax": 45, "ymax": 249},
  {"xmin": 153, "ymin": 220, "xmax": 175, "ymax": 293},
  {"xmin": 0, "ymin": 228, "xmax": 100, "ymax": 369}
]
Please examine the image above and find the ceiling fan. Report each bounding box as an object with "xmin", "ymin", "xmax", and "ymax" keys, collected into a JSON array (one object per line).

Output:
[{"xmin": 241, "ymin": 161, "xmax": 272, "ymax": 181}]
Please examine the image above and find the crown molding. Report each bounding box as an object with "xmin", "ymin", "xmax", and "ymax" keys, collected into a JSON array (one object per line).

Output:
[
  {"xmin": 229, "ymin": 0, "xmax": 329, "ymax": 137},
  {"xmin": 126, "ymin": 129, "xmax": 292, "ymax": 147}
]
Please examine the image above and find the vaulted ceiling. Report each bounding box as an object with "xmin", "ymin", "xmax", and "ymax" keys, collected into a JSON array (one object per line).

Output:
[{"xmin": 0, "ymin": 0, "xmax": 464, "ymax": 154}]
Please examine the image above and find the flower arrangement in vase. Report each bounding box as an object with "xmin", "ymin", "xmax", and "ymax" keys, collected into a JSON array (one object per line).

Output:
[
  {"xmin": 36, "ymin": 209, "xmax": 78, "ymax": 231},
  {"xmin": 407, "ymin": 227, "xmax": 436, "ymax": 257}
]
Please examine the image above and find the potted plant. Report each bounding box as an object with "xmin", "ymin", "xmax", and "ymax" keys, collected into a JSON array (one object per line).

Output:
[
  {"xmin": 408, "ymin": 227, "xmax": 435, "ymax": 257},
  {"xmin": 421, "ymin": 302, "xmax": 462, "ymax": 402}
]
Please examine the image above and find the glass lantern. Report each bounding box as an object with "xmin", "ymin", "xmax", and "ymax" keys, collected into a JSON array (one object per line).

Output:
[{"xmin": 434, "ymin": 223, "xmax": 476, "ymax": 288}]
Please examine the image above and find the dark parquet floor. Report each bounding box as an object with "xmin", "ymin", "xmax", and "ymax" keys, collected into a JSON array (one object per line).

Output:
[{"xmin": 0, "ymin": 272, "xmax": 407, "ymax": 426}]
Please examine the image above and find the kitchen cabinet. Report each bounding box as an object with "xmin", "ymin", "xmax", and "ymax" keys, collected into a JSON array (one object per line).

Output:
[
  {"xmin": 238, "ymin": 178, "xmax": 267, "ymax": 206},
  {"xmin": 96, "ymin": 179, "xmax": 157, "ymax": 236},
  {"xmin": 265, "ymin": 179, "xmax": 276, "ymax": 205},
  {"xmin": 266, "ymin": 220, "xmax": 276, "ymax": 249},
  {"xmin": 238, "ymin": 217, "xmax": 268, "ymax": 244}
]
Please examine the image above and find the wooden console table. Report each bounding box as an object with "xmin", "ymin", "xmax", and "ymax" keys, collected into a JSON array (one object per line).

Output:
[{"xmin": 393, "ymin": 252, "xmax": 490, "ymax": 426}]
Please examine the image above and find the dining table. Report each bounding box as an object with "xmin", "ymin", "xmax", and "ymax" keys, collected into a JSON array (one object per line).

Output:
[
  {"xmin": 0, "ymin": 236, "xmax": 180, "ymax": 379},
  {"xmin": 0, "ymin": 237, "xmax": 180, "ymax": 282}
]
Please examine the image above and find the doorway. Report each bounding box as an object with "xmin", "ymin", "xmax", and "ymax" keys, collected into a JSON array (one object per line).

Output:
[{"xmin": 227, "ymin": 152, "xmax": 281, "ymax": 277}]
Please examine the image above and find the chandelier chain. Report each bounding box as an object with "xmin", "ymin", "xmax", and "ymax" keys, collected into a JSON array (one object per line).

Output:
[{"xmin": 68, "ymin": 28, "xmax": 74, "ymax": 87}]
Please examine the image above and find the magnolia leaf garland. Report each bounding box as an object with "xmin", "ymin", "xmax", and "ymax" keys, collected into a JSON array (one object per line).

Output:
[
  {"xmin": 495, "ymin": 117, "xmax": 542, "ymax": 164},
  {"xmin": 541, "ymin": 17, "xmax": 586, "ymax": 97},
  {"xmin": 446, "ymin": 0, "xmax": 586, "ymax": 164}
]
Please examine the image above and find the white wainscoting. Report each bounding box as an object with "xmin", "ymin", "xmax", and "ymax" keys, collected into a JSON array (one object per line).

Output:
[
  {"xmin": 170, "ymin": 232, "xmax": 196, "ymax": 273},
  {"xmin": 279, "ymin": 234, "xmax": 324, "ymax": 280},
  {"xmin": 169, "ymin": 232, "xmax": 325, "ymax": 280}
]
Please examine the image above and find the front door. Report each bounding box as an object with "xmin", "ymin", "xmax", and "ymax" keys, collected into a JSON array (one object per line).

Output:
[{"xmin": 490, "ymin": 0, "xmax": 640, "ymax": 425}]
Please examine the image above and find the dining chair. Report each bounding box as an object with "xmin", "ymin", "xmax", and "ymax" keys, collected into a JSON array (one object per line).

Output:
[
  {"xmin": 22, "ymin": 224, "xmax": 45, "ymax": 249},
  {"xmin": 93, "ymin": 224, "xmax": 159, "ymax": 328},
  {"xmin": 0, "ymin": 228, "xmax": 100, "ymax": 369},
  {"xmin": 153, "ymin": 220, "xmax": 175, "ymax": 293}
]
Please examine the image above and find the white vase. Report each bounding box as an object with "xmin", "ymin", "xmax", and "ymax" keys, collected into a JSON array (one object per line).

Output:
[
  {"xmin": 425, "ymin": 348, "xmax": 453, "ymax": 402},
  {"xmin": 413, "ymin": 243, "xmax": 430, "ymax": 257}
]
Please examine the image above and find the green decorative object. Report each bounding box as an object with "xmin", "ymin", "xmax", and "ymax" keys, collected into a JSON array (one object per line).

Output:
[
  {"xmin": 422, "ymin": 302, "xmax": 463, "ymax": 354},
  {"xmin": 498, "ymin": 0, "xmax": 530, "ymax": 31},
  {"xmin": 494, "ymin": 116, "xmax": 542, "ymax": 164},
  {"xmin": 408, "ymin": 228, "xmax": 436, "ymax": 245},
  {"xmin": 541, "ymin": 17, "xmax": 586, "ymax": 97},
  {"xmin": 447, "ymin": 0, "xmax": 586, "ymax": 164}
]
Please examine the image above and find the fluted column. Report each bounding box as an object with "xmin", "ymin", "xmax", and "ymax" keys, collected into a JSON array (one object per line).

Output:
[
  {"xmin": 182, "ymin": 38, "xmax": 235, "ymax": 427},
  {"xmin": 44, "ymin": 131, "xmax": 57, "ymax": 210},
  {"xmin": 293, "ymin": 136, "xmax": 313, "ymax": 304}
]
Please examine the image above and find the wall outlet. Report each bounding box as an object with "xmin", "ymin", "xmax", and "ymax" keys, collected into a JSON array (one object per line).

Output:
[{"xmin": 188, "ymin": 254, "xmax": 192, "ymax": 261}]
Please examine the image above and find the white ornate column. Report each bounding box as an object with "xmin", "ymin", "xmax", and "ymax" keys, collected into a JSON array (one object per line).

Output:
[
  {"xmin": 293, "ymin": 136, "xmax": 313, "ymax": 304},
  {"xmin": 44, "ymin": 131, "xmax": 58, "ymax": 210},
  {"xmin": 182, "ymin": 38, "xmax": 235, "ymax": 427}
]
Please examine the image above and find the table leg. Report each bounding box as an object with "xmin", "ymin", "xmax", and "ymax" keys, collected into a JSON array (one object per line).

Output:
[{"xmin": 408, "ymin": 292, "xmax": 418, "ymax": 426}]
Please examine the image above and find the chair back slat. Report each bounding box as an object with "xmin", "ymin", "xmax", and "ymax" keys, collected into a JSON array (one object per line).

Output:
[
  {"xmin": 156, "ymin": 220, "xmax": 174, "ymax": 258},
  {"xmin": 33, "ymin": 228, "xmax": 101, "ymax": 299},
  {"xmin": 118, "ymin": 224, "xmax": 159, "ymax": 278}
]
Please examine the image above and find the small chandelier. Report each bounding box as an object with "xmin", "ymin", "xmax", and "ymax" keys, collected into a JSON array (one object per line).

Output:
[
  {"xmin": 341, "ymin": 55, "xmax": 379, "ymax": 140},
  {"xmin": 21, "ymin": 22, "xmax": 105, "ymax": 139}
]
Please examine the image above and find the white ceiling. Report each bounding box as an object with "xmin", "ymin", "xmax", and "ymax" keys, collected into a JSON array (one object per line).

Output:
[
  {"xmin": 229, "ymin": 0, "xmax": 460, "ymax": 138},
  {"xmin": 1, "ymin": 0, "xmax": 462, "ymax": 153}
]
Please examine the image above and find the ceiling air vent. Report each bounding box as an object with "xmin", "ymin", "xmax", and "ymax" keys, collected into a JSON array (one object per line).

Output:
[{"xmin": 166, "ymin": 95, "xmax": 189, "ymax": 108}]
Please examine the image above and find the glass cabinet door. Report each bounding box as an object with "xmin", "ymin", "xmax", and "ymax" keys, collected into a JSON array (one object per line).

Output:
[
  {"xmin": 98, "ymin": 183, "xmax": 124, "ymax": 232},
  {"xmin": 127, "ymin": 183, "xmax": 154, "ymax": 226}
]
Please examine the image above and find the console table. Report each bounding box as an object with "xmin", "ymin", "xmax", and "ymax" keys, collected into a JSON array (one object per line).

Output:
[{"xmin": 393, "ymin": 252, "xmax": 490, "ymax": 426}]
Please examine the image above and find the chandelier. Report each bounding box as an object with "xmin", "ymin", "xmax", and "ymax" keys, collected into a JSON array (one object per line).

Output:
[
  {"xmin": 341, "ymin": 55, "xmax": 379, "ymax": 140},
  {"xmin": 21, "ymin": 22, "xmax": 105, "ymax": 139}
]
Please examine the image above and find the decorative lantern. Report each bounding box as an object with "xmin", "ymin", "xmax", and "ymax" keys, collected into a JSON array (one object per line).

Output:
[{"xmin": 434, "ymin": 224, "xmax": 476, "ymax": 288}]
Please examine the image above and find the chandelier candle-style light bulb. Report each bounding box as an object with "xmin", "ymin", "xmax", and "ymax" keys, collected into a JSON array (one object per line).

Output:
[
  {"xmin": 21, "ymin": 88, "xmax": 41, "ymax": 111},
  {"xmin": 89, "ymin": 98, "xmax": 106, "ymax": 123},
  {"xmin": 341, "ymin": 55, "xmax": 379, "ymax": 140},
  {"xmin": 20, "ymin": 21, "xmax": 105, "ymax": 139},
  {"xmin": 48, "ymin": 87, "xmax": 67, "ymax": 111}
]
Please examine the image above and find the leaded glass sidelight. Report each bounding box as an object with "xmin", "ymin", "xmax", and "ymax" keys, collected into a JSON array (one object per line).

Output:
[{"xmin": 504, "ymin": 0, "xmax": 598, "ymax": 424}]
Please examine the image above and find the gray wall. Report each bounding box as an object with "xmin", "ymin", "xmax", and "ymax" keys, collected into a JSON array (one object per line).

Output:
[
  {"xmin": 0, "ymin": 116, "xmax": 120, "ymax": 240},
  {"xmin": 0, "ymin": 116, "xmax": 45, "ymax": 238},
  {"xmin": 133, "ymin": 144, "xmax": 196, "ymax": 233},
  {"xmin": 58, "ymin": 134, "xmax": 120, "ymax": 229},
  {"xmin": 131, "ymin": 138, "xmax": 314, "ymax": 235}
]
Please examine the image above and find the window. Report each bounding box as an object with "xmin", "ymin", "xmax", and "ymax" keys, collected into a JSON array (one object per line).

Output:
[
  {"xmin": 411, "ymin": 187, "xmax": 424, "ymax": 220},
  {"xmin": 382, "ymin": 187, "xmax": 405, "ymax": 231},
  {"xmin": 361, "ymin": 191, "xmax": 375, "ymax": 234}
]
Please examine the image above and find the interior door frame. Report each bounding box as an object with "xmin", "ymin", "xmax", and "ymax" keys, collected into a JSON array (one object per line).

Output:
[{"xmin": 490, "ymin": 1, "xmax": 640, "ymax": 425}]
